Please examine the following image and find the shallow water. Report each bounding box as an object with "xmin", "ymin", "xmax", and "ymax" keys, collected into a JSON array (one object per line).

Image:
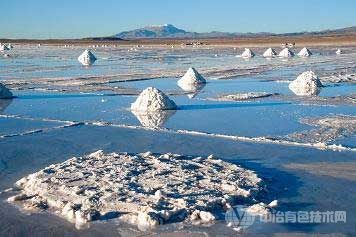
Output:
[{"xmin": 0, "ymin": 44, "xmax": 355, "ymax": 236}]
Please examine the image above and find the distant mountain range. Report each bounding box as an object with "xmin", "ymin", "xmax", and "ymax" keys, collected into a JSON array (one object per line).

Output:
[{"xmin": 114, "ymin": 24, "xmax": 356, "ymax": 39}]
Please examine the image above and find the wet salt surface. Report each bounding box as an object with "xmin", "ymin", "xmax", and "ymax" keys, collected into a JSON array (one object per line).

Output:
[
  {"xmin": 0, "ymin": 125, "xmax": 355, "ymax": 235},
  {"xmin": 3, "ymin": 78, "xmax": 355, "ymax": 142},
  {"xmin": 0, "ymin": 45, "xmax": 356, "ymax": 236}
]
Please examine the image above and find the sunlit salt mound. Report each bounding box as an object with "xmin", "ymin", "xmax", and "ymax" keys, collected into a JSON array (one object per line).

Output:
[
  {"xmin": 263, "ymin": 48, "xmax": 277, "ymax": 57},
  {"xmin": 297, "ymin": 47, "xmax": 312, "ymax": 57},
  {"xmin": 131, "ymin": 87, "xmax": 177, "ymax": 112},
  {"xmin": 178, "ymin": 67, "xmax": 206, "ymax": 87},
  {"xmin": 278, "ymin": 48, "xmax": 294, "ymax": 58},
  {"xmin": 77, "ymin": 49, "xmax": 97, "ymax": 66},
  {"xmin": 241, "ymin": 48, "xmax": 255, "ymax": 58},
  {"xmin": 336, "ymin": 49, "xmax": 342, "ymax": 55},
  {"xmin": 0, "ymin": 44, "xmax": 10, "ymax": 51},
  {"xmin": 289, "ymin": 71, "xmax": 323, "ymax": 96},
  {"xmin": 0, "ymin": 83, "xmax": 13, "ymax": 99}
]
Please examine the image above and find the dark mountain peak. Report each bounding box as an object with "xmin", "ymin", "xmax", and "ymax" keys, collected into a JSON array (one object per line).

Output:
[
  {"xmin": 116, "ymin": 24, "xmax": 189, "ymax": 39},
  {"xmin": 115, "ymin": 25, "xmax": 356, "ymax": 39}
]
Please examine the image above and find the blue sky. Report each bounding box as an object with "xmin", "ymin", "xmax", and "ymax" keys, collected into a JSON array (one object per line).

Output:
[{"xmin": 1, "ymin": 0, "xmax": 355, "ymax": 39}]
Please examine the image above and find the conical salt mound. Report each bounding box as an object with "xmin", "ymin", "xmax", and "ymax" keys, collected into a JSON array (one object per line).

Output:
[
  {"xmin": 0, "ymin": 83, "xmax": 13, "ymax": 99},
  {"xmin": 336, "ymin": 49, "xmax": 342, "ymax": 55},
  {"xmin": 241, "ymin": 48, "xmax": 255, "ymax": 58},
  {"xmin": 78, "ymin": 49, "xmax": 97, "ymax": 66},
  {"xmin": 297, "ymin": 47, "xmax": 312, "ymax": 57},
  {"xmin": 263, "ymin": 48, "xmax": 277, "ymax": 57},
  {"xmin": 278, "ymin": 48, "xmax": 294, "ymax": 58},
  {"xmin": 289, "ymin": 71, "xmax": 323, "ymax": 96},
  {"xmin": 131, "ymin": 87, "xmax": 177, "ymax": 111},
  {"xmin": 178, "ymin": 67, "xmax": 206, "ymax": 87},
  {"xmin": 0, "ymin": 44, "xmax": 10, "ymax": 51}
]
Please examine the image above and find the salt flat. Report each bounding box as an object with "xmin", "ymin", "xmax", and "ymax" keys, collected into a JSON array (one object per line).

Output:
[{"xmin": 0, "ymin": 44, "xmax": 355, "ymax": 236}]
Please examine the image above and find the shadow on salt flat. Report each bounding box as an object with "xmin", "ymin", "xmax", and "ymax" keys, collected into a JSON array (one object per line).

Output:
[
  {"xmin": 16, "ymin": 94, "xmax": 121, "ymax": 100},
  {"xmin": 178, "ymin": 102, "xmax": 291, "ymax": 111},
  {"xmin": 0, "ymin": 99, "xmax": 13, "ymax": 113}
]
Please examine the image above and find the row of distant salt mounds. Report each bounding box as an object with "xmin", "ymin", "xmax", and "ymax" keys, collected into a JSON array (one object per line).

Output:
[
  {"xmin": 75, "ymin": 47, "xmax": 343, "ymax": 66},
  {"xmin": 8, "ymin": 150, "xmax": 276, "ymax": 230},
  {"xmin": 240, "ymin": 47, "xmax": 342, "ymax": 58},
  {"xmin": 240, "ymin": 47, "xmax": 309, "ymax": 58}
]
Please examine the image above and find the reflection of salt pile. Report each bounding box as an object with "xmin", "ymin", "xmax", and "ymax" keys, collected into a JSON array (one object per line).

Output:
[
  {"xmin": 289, "ymin": 71, "xmax": 323, "ymax": 96},
  {"xmin": 241, "ymin": 48, "xmax": 255, "ymax": 58},
  {"xmin": 278, "ymin": 48, "xmax": 294, "ymax": 57},
  {"xmin": 263, "ymin": 48, "xmax": 277, "ymax": 57},
  {"xmin": 0, "ymin": 44, "xmax": 10, "ymax": 51},
  {"xmin": 8, "ymin": 150, "xmax": 268, "ymax": 229},
  {"xmin": 131, "ymin": 87, "xmax": 177, "ymax": 111},
  {"xmin": 336, "ymin": 49, "xmax": 342, "ymax": 55},
  {"xmin": 297, "ymin": 47, "xmax": 312, "ymax": 57},
  {"xmin": 78, "ymin": 49, "xmax": 97, "ymax": 66},
  {"xmin": 0, "ymin": 83, "xmax": 13, "ymax": 99},
  {"xmin": 178, "ymin": 67, "xmax": 206, "ymax": 88},
  {"xmin": 180, "ymin": 83, "xmax": 206, "ymax": 99},
  {"xmin": 131, "ymin": 110, "xmax": 176, "ymax": 128}
]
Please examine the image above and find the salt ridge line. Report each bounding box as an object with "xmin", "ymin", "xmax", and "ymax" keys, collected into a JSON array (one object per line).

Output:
[
  {"xmin": 0, "ymin": 122, "xmax": 84, "ymax": 139},
  {"xmin": 88, "ymin": 122, "xmax": 356, "ymax": 152},
  {"xmin": 0, "ymin": 114, "xmax": 354, "ymax": 152}
]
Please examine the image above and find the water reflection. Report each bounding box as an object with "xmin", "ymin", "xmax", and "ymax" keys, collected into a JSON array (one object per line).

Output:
[
  {"xmin": 131, "ymin": 110, "xmax": 176, "ymax": 128},
  {"xmin": 177, "ymin": 83, "xmax": 205, "ymax": 99}
]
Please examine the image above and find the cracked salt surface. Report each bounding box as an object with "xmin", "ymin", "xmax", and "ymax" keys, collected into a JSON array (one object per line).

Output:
[
  {"xmin": 210, "ymin": 92, "xmax": 278, "ymax": 101},
  {"xmin": 286, "ymin": 115, "xmax": 356, "ymax": 144},
  {"xmin": 7, "ymin": 150, "xmax": 273, "ymax": 230}
]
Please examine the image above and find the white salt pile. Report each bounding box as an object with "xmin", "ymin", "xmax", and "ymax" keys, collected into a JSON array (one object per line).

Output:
[
  {"xmin": 263, "ymin": 48, "xmax": 277, "ymax": 57},
  {"xmin": 177, "ymin": 67, "xmax": 206, "ymax": 87},
  {"xmin": 0, "ymin": 44, "xmax": 10, "ymax": 51},
  {"xmin": 131, "ymin": 87, "xmax": 177, "ymax": 111},
  {"xmin": 8, "ymin": 150, "xmax": 269, "ymax": 229},
  {"xmin": 278, "ymin": 48, "xmax": 294, "ymax": 58},
  {"xmin": 241, "ymin": 48, "xmax": 255, "ymax": 58},
  {"xmin": 0, "ymin": 83, "xmax": 13, "ymax": 99},
  {"xmin": 289, "ymin": 71, "xmax": 323, "ymax": 96},
  {"xmin": 78, "ymin": 49, "xmax": 97, "ymax": 66},
  {"xmin": 336, "ymin": 49, "xmax": 342, "ymax": 55},
  {"xmin": 297, "ymin": 47, "xmax": 312, "ymax": 57}
]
